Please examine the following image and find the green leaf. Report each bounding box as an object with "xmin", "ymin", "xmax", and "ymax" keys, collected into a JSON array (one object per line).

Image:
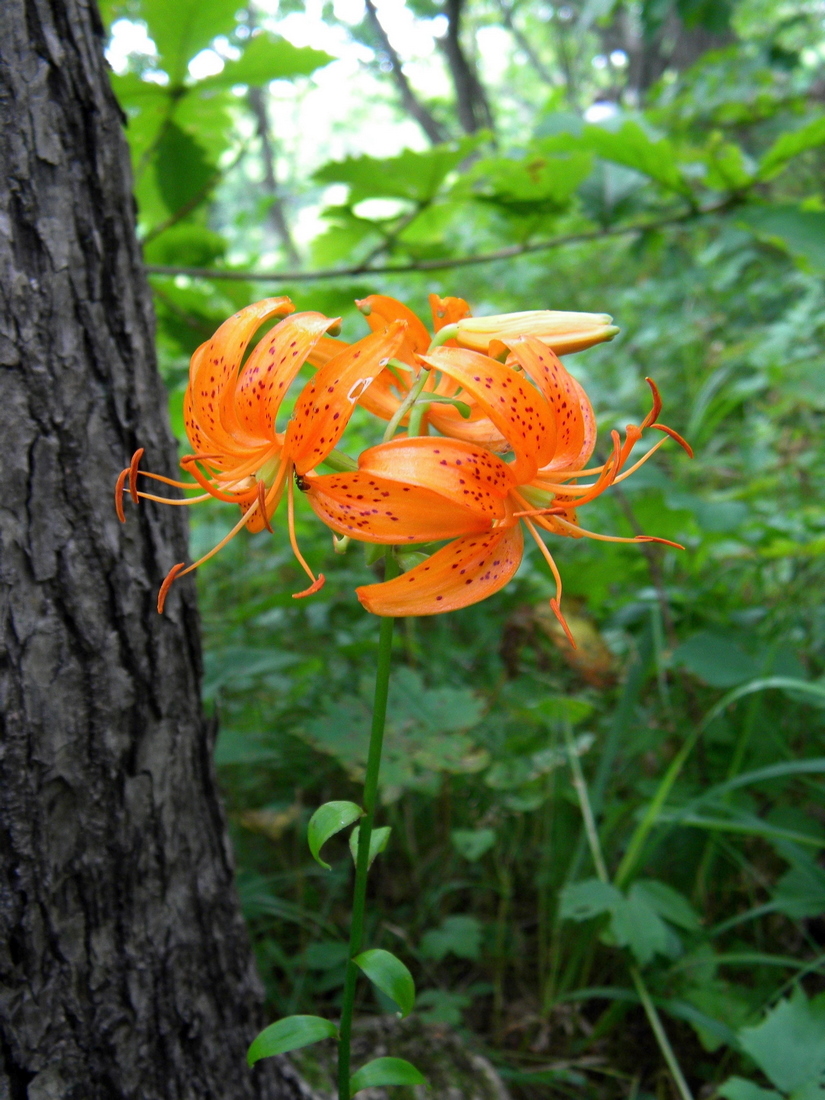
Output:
[
  {"xmin": 314, "ymin": 137, "xmax": 481, "ymax": 205},
  {"xmin": 198, "ymin": 33, "xmax": 332, "ymax": 89},
  {"xmin": 738, "ymin": 987, "xmax": 825, "ymax": 1093},
  {"xmin": 609, "ymin": 885, "xmax": 679, "ymax": 965},
  {"xmin": 738, "ymin": 205, "xmax": 825, "ymax": 276},
  {"xmin": 582, "ymin": 121, "xmax": 691, "ymax": 196},
  {"xmin": 154, "ymin": 121, "xmax": 216, "ymax": 217},
  {"xmin": 307, "ymin": 801, "xmax": 363, "ymax": 870},
  {"xmin": 247, "ymin": 1015, "xmax": 338, "ymax": 1065},
  {"xmin": 670, "ymin": 632, "xmax": 760, "ymax": 688},
  {"xmin": 757, "ymin": 116, "xmax": 825, "ymax": 181},
  {"xmin": 352, "ymin": 948, "xmax": 415, "ymax": 1017},
  {"xmin": 719, "ymin": 1078, "xmax": 782, "ymax": 1100},
  {"xmin": 350, "ymin": 1057, "xmax": 427, "ymax": 1094},
  {"xmin": 451, "ymin": 827, "xmax": 496, "ymax": 861},
  {"xmin": 419, "ymin": 915, "xmax": 483, "ymax": 962},
  {"xmin": 559, "ymin": 878, "xmax": 622, "ymax": 921},
  {"xmin": 349, "ymin": 824, "xmax": 391, "ymax": 870},
  {"xmin": 773, "ymin": 860, "xmax": 825, "ymax": 919},
  {"xmin": 143, "ymin": 0, "xmax": 241, "ymax": 83},
  {"xmin": 632, "ymin": 880, "xmax": 700, "ymax": 932}
]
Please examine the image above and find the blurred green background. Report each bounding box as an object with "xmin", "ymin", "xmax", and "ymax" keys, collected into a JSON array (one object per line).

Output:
[{"xmin": 102, "ymin": 0, "xmax": 825, "ymax": 1094}]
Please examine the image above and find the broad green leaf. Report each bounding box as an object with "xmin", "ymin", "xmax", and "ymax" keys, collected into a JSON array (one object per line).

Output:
[
  {"xmin": 582, "ymin": 121, "xmax": 691, "ymax": 196},
  {"xmin": 670, "ymin": 632, "xmax": 759, "ymax": 688},
  {"xmin": 198, "ymin": 34, "xmax": 332, "ymax": 90},
  {"xmin": 247, "ymin": 1015, "xmax": 338, "ymax": 1065},
  {"xmin": 451, "ymin": 827, "xmax": 496, "ymax": 861},
  {"xmin": 143, "ymin": 0, "xmax": 241, "ymax": 83},
  {"xmin": 608, "ymin": 886, "xmax": 676, "ymax": 966},
  {"xmin": 420, "ymin": 915, "xmax": 483, "ymax": 962},
  {"xmin": 464, "ymin": 148, "xmax": 593, "ymax": 215},
  {"xmin": 349, "ymin": 824, "xmax": 391, "ymax": 870},
  {"xmin": 633, "ymin": 880, "xmax": 701, "ymax": 931},
  {"xmin": 143, "ymin": 223, "xmax": 226, "ymax": 267},
  {"xmin": 738, "ymin": 988, "xmax": 825, "ymax": 1093},
  {"xmin": 757, "ymin": 116, "xmax": 825, "ymax": 181},
  {"xmin": 314, "ymin": 137, "xmax": 481, "ymax": 205},
  {"xmin": 350, "ymin": 1057, "xmax": 427, "ymax": 1094},
  {"xmin": 738, "ymin": 206, "xmax": 825, "ymax": 275},
  {"xmin": 698, "ymin": 138, "xmax": 754, "ymax": 191},
  {"xmin": 719, "ymin": 1078, "xmax": 782, "ymax": 1100},
  {"xmin": 558, "ymin": 878, "xmax": 621, "ymax": 921},
  {"xmin": 307, "ymin": 801, "xmax": 363, "ymax": 870},
  {"xmin": 352, "ymin": 949, "xmax": 415, "ymax": 1017},
  {"xmin": 773, "ymin": 861, "xmax": 825, "ymax": 919},
  {"xmin": 154, "ymin": 121, "xmax": 216, "ymax": 216}
]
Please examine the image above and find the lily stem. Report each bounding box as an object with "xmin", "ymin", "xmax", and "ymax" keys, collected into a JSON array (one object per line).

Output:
[
  {"xmin": 561, "ymin": 721, "xmax": 695, "ymax": 1100},
  {"xmin": 337, "ymin": 555, "xmax": 398, "ymax": 1100}
]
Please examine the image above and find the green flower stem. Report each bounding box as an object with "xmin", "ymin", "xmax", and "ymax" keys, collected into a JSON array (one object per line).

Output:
[
  {"xmin": 337, "ymin": 556, "xmax": 398, "ymax": 1100},
  {"xmin": 561, "ymin": 721, "xmax": 695, "ymax": 1100},
  {"xmin": 382, "ymin": 369, "xmax": 430, "ymax": 442}
]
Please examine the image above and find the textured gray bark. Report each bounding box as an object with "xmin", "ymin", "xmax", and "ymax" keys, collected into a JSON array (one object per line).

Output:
[{"xmin": 0, "ymin": 2, "xmax": 309, "ymax": 1098}]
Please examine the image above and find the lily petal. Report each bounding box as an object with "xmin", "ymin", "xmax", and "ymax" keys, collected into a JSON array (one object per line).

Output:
[
  {"xmin": 286, "ymin": 321, "xmax": 407, "ymax": 473},
  {"xmin": 358, "ymin": 436, "xmax": 514, "ymax": 518},
  {"xmin": 356, "ymin": 294, "xmax": 431, "ymax": 361},
  {"xmin": 304, "ymin": 471, "xmax": 493, "ymax": 542},
  {"xmin": 429, "ymin": 293, "xmax": 471, "ymax": 333},
  {"xmin": 356, "ymin": 525, "xmax": 524, "ymax": 616},
  {"xmin": 186, "ymin": 297, "xmax": 293, "ymax": 455},
  {"xmin": 419, "ymin": 347, "xmax": 557, "ymax": 482},
  {"xmin": 504, "ymin": 337, "xmax": 592, "ymax": 472},
  {"xmin": 234, "ymin": 312, "xmax": 340, "ymax": 438}
]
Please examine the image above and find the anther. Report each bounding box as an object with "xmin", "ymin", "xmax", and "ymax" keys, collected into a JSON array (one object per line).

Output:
[
  {"xmin": 292, "ymin": 574, "xmax": 326, "ymax": 599},
  {"xmin": 157, "ymin": 562, "xmax": 186, "ymax": 614},
  {"xmin": 128, "ymin": 448, "xmax": 144, "ymax": 503},
  {"xmin": 114, "ymin": 467, "xmax": 129, "ymax": 523}
]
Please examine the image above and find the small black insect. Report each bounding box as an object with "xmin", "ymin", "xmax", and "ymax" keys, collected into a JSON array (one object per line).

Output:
[{"xmin": 294, "ymin": 472, "xmax": 310, "ymax": 492}]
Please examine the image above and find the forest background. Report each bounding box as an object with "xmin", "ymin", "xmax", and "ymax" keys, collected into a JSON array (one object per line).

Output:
[{"xmin": 101, "ymin": 0, "xmax": 825, "ymax": 1095}]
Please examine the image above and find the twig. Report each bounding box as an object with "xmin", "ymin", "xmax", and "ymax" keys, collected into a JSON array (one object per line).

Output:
[{"xmin": 144, "ymin": 199, "xmax": 737, "ymax": 283}]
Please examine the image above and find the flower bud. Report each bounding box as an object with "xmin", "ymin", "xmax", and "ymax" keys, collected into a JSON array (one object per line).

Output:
[{"xmin": 456, "ymin": 310, "xmax": 619, "ymax": 356}]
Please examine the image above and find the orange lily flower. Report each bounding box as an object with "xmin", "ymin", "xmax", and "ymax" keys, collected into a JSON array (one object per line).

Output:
[
  {"xmin": 302, "ymin": 336, "xmax": 691, "ymax": 642},
  {"xmin": 308, "ymin": 293, "xmax": 619, "ymax": 449},
  {"xmin": 115, "ymin": 296, "xmax": 407, "ymax": 611}
]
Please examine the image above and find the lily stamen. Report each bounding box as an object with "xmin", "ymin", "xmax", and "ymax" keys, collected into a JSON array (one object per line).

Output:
[
  {"xmin": 287, "ymin": 473, "xmax": 325, "ymax": 599},
  {"xmin": 522, "ymin": 516, "xmax": 577, "ymax": 649}
]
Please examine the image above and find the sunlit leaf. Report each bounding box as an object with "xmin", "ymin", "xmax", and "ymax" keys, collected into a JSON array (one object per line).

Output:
[{"xmin": 198, "ymin": 33, "xmax": 332, "ymax": 89}]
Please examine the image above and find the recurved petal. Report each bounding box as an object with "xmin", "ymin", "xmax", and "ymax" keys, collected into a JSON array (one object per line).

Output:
[
  {"xmin": 234, "ymin": 312, "xmax": 340, "ymax": 439},
  {"xmin": 186, "ymin": 297, "xmax": 293, "ymax": 452},
  {"xmin": 505, "ymin": 337, "xmax": 591, "ymax": 472},
  {"xmin": 358, "ymin": 436, "xmax": 513, "ymax": 519},
  {"xmin": 429, "ymin": 293, "xmax": 472, "ymax": 332},
  {"xmin": 304, "ymin": 471, "xmax": 492, "ymax": 543},
  {"xmin": 286, "ymin": 321, "xmax": 407, "ymax": 473},
  {"xmin": 419, "ymin": 347, "xmax": 556, "ymax": 483},
  {"xmin": 357, "ymin": 294, "xmax": 431, "ymax": 360},
  {"xmin": 356, "ymin": 525, "xmax": 524, "ymax": 616}
]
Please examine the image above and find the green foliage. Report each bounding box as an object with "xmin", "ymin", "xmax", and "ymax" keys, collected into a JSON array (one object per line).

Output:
[
  {"xmin": 349, "ymin": 1057, "xmax": 427, "ymax": 1093},
  {"xmin": 308, "ymin": 801, "xmax": 364, "ymax": 871},
  {"xmin": 247, "ymin": 1014, "xmax": 338, "ymax": 1064},
  {"xmin": 353, "ymin": 949, "xmax": 416, "ymax": 1018}
]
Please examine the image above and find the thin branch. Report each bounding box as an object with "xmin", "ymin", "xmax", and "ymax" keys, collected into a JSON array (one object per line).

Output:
[
  {"xmin": 440, "ymin": 0, "xmax": 495, "ymax": 134},
  {"xmin": 497, "ymin": 0, "xmax": 556, "ymax": 87},
  {"xmin": 363, "ymin": 0, "xmax": 447, "ymax": 145},
  {"xmin": 141, "ymin": 142, "xmax": 249, "ymax": 245},
  {"xmin": 247, "ymin": 86, "xmax": 301, "ymax": 266},
  {"xmin": 144, "ymin": 198, "xmax": 737, "ymax": 283}
]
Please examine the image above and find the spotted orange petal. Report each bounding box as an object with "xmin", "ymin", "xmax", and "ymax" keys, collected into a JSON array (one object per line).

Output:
[
  {"xmin": 286, "ymin": 321, "xmax": 407, "ymax": 473},
  {"xmin": 185, "ymin": 297, "xmax": 293, "ymax": 456},
  {"xmin": 234, "ymin": 312, "xmax": 339, "ymax": 439},
  {"xmin": 504, "ymin": 336, "xmax": 591, "ymax": 472},
  {"xmin": 357, "ymin": 294, "xmax": 431, "ymax": 361},
  {"xmin": 304, "ymin": 472, "xmax": 493, "ymax": 543},
  {"xmin": 305, "ymin": 334, "xmax": 350, "ymax": 368},
  {"xmin": 356, "ymin": 525, "xmax": 524, "ymax": 616},
  {"xmin": 358, "ymin": 436, "xmax": 514, "ymax": 519},
  {"xmin": 419, "ymin": 347, "xmax": 557, "ymax": 482}
]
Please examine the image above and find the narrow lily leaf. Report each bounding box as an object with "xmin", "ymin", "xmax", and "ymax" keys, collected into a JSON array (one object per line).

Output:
[
  {"xmin": 308, "ymin": 801, "xmax": 363, "ymax": 870},
  {"xmin": 352, "ymin": 948, "xmax": 415, "ymax": 1017},
  {"xmin": 350, "ymin": 1057, "xmax": 427, "ymax": 1093},
  {"xmin": 349, "ymin": 825, "xmax": 391, "ymax": 870},
  {"xmin": 247, "ymin": 1015, "xmax": 338, "ymax": 1065}
]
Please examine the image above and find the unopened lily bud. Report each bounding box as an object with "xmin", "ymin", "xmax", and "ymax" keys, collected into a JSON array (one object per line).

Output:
[{"xmin": 456, "ymin": 311, "xmax": 619, "ymax": 357}]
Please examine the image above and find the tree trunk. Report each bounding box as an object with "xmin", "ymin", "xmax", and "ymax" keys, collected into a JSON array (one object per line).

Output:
[{"xmin": 0, "ymin": 2, "xmax": 310, "ymax": 1098}]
